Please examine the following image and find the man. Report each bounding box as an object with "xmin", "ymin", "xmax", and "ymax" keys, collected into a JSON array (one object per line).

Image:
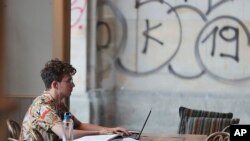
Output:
[{"xmin": 20, "ymin": 59, "xmax": 130, "ymax": 140}]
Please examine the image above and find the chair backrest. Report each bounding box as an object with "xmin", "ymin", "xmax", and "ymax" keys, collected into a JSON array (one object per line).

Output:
[
  {"xmin": 205, "ymin": 131, "xmax": 230, "ymax": 141},
  {"xmin": 30, "ymin": 128, "xmax": 44, "ymax": 141},
  {"xmin": 6, "ymin": 119, "xmax": 21, "ymax": 139},
  {"xmin": 185, "ymin": 117, "xmax": 240, "ymax": 135},
  {"xmin": 178, "ymin": 106, "xmax": 233, "ymax": 134}
]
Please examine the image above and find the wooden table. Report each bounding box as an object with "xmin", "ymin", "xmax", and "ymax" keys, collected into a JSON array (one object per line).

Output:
[
  {"xmin": 139, "ymin": 133, "xmax": 207, "ymax": 141},
  {"xmin": 76, "ymin": 133, "xmax": 208, "ymax": 141}
]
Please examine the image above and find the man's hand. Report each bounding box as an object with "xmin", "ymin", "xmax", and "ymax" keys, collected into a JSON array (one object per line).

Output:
[{"xmin": 99, "ymin": 127, "xmax": 131, "ymax": 136}]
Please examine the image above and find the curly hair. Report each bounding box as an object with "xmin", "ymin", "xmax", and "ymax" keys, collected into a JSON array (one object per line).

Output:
[{"xmin": 40, "ymin": 59, "xmax": 76, "ymax": 90}]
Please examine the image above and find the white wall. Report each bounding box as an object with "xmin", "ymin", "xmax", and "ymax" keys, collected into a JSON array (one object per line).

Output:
[{"xmin": 70, "ymin": 0, "xmax": 89, "ymax": 122}]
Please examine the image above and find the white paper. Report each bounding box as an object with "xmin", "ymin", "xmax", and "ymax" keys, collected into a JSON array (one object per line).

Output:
[
  {"xmin": 122, "ymin": 137, "xmax": 139, "ymax": 141},
  {"xmin": 74, "ymin": 134, "xmax": 120, "ymax": 141}
]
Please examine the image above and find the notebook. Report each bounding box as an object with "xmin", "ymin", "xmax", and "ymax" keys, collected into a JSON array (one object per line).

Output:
[{"xmin": 74, "ymin": 134, "xmax": 120, "ymax": 141}]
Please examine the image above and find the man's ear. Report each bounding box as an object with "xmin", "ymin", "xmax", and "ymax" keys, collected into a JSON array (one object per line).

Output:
[{"xmin": 51, "ymin": 81, "xmax": 58, "ymax": 89}]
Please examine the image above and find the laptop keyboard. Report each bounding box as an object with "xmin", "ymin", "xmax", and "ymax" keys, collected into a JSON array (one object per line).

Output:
[{"xmin": 123, "ymin": 133, "xmax": 139, "ymax": 139}]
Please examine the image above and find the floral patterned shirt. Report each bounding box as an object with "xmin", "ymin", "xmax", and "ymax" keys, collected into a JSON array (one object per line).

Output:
[{"xmin": 21, "ymin": 92, "xmax": 81, "ymax": 140}]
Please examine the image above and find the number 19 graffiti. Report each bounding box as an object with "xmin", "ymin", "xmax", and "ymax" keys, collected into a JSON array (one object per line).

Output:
[
  {"xmin": 196, "ymin": 16, "xmax": 250, "ymax": 82},
  {"xmin": 202, "ymin": 25, "xmax": 239, "ymax": 62}
]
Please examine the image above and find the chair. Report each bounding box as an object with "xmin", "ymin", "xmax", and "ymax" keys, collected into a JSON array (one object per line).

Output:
[
  {"xmin": 7, "ymin": 138, "xmax": 18, "ymax": 141},
  {"xmin": 221, "ymin": 125, "xmax": 230, "ymax": 133},
  {"xmin": 30, "ymin": 128, "xmax": 44, "ymax": 141},
  {"xmin": 6, "ymin": 119, "xmax": 21, "ymax": 139},
  {"xmin": 178, "ymin": 106, "xmax": 233, "ymax": 134},
  {"xmin": 185, "ymin": 117, "xmax": 239, "ymax": 135},
  {"xmin": 205, "ymin": 131, "xmax": 230, "ymax": 141}
]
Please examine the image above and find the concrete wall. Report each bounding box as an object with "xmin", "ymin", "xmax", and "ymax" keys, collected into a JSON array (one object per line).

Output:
[
  {"xmin": 92, "ymin": 0, "xmax": 250, "ymax": 133},
  {"xmin": 5, "ymin": 0, "xmax": 52, "ymax": 96}
]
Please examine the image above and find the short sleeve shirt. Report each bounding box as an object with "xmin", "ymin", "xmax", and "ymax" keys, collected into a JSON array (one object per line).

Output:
[{"xmin": 21, "ymin": 92, "xmax": 81, "ymax": 140}]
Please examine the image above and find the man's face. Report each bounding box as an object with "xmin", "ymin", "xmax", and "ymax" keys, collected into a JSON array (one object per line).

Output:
[{"xmin": 58, "ymin": 74, "xmax": 75, "ymax": 97}]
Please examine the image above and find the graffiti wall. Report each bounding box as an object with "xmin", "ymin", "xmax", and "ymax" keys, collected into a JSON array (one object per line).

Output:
[
  {"xmin": 93, "ymin": 0, "xmax": 250, "ymax": 133},
  {"xmin": 96, "ymin": 0, "xmax": 250, "ymax": 93}
]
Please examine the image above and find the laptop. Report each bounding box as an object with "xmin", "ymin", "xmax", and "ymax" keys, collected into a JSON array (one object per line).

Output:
[{"xmin": 125, "ymin": 108, "xmax": 152, "ymax": 140}]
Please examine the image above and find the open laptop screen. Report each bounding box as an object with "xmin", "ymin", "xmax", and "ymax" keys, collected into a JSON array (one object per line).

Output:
[{"xmin": 131, "ymin": 108, "xmax": 152, "ymax": 140}]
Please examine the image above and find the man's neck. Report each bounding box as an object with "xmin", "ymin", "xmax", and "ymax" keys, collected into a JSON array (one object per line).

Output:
[{"xmin": 47, "ymin": 89, "xmax": 63, "ymax": 104}]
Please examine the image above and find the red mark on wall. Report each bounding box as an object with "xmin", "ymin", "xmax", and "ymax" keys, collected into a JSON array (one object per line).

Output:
[{"xmin": 71, "ymin": 0, "xmax": 88, "ymax": 30}]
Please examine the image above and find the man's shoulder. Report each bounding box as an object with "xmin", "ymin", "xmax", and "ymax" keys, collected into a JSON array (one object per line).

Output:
[{"xmin": 33, "ymin": 93, "xmax": 54, "ymax": 105}]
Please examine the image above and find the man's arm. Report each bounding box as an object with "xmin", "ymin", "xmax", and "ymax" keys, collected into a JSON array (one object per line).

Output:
[
  {"xmin": 51, "ymin": 123, "xmax": 100, "ymax": 139},
  {"xmin": 77, "ymin": 123, "xmax": 131, "ymax": 136},
  {"xmin": 77, "ymin": 122, "xmax": 106, "ymax": 131},
  {"xmin": 73, "ymin": 116, "xmax": 131, "ymax": 136},
  {"xmin": 52, "ymin": 122, "xmax": 131, "ymax": 139}
]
